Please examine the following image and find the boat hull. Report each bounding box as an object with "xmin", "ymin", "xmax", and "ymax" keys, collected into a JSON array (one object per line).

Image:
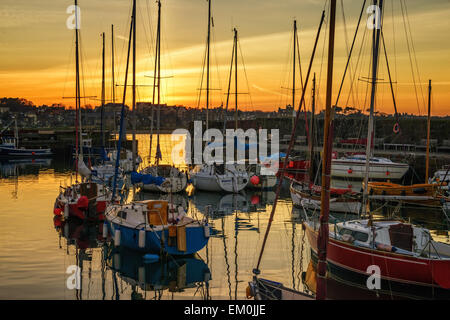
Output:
[
  {"xmin": 0, "ymin": 146, "xmax": 52, "ymax": 157},
  {"xmin": 331, "ymin": 160, "xmax": 409, "ymax": 180},
  {"xmin": 304, "ymin": 222, "xmax": 450, "ymax": 290},
  {"xmin": 107, "ymin": 221, "xmax": 210, "ymax": 256}
]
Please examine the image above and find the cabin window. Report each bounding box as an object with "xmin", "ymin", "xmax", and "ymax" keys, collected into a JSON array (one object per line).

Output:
[
  {"xmin": 118, "ymin": 211, "xmax": 127, "ymax": 220},
  {"xmin": 339, "ymin": 228, "xmax": 369, "ymax": 242}
]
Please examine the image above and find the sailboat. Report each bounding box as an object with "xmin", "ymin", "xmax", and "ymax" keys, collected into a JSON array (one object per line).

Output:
[
  {"xmin": 54, "ymin": 0, "xmax": 111, "ymax": 221},
  {"xmin": 189, "ymin": 0, "xmax": 249, "ymax": 194},
  {"xmin": 131, "ymin": 1, "xmax": 187, "ymax": 194},
  {"xmin": 367, "ymin": 80, "xmax": 450, "ymax": 208},
  {"xmin": 304, "ymin": 0, "xmax": 450, "ymax": 295},
  {"xmin": 0, "ymin": 118, "xmax": 52, "ymax": 157},
  {"xmin": 104, "ymin": 0, "xmax": 209, "ymax": 256}
]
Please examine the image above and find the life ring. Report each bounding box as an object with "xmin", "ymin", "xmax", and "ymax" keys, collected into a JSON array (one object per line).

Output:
[{"xmin": 393, "ymin": 123, "xmax": 400, "ymax": 134}]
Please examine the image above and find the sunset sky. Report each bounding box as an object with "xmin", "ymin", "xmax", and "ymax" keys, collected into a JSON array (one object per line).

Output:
[{"xmin": 1, "ymin": 0, "xmax": 449, "ymax": 115}]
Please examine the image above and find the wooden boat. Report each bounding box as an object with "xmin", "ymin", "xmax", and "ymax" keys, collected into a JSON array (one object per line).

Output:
[
  {"xmin": 304, "ymin": 219, "xmax": 450, "ymax": 290},
  {"xmin": 105, "ymin": 200, "xmax": 210, "ymax": 255},
  {"xmin": 368, "ymin": 181, "xmax": 449, "ymax": 207}
]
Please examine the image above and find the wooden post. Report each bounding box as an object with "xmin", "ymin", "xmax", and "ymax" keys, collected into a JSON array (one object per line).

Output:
[
  {"xmin": 317, "ymin": 0, "xmax": 336, "ymax": 301},
  {"xmin": 425, "ymin": 79, "xmax": 432, "ymax": 183}
]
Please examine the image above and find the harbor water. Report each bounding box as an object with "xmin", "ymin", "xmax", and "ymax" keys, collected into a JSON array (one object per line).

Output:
[{"xmin": 0, "ymin": 134, "xmax": 448, "ymax": 300}]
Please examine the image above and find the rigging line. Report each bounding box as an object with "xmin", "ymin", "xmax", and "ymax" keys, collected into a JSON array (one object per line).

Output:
[
  {"xmin": 399, "ymin": 0, "xmax": 421, "ymax": 115},
  {"xmin": 196, "ymin": 35, "xmax": 208, "ymax": 109},
  {"xmin": 223, "ymin": 35, "xmax": 235, "ymax": 133},
  {"xmin": 238, "ymin": 40, "xmax": 254, "ymax": 110},
  {"xmin": 381, "ymin": 29, "xmax": 401, "ymax": 131},
  {"xmin": 254, "ymin": 10, "xmax": 325, "ymax": 273},
  {"xmin": 296, "ymin": 27, "xmax": 309, "ymax": 143},
  {"xmin": 339, "ymin": 0, "xmax": 357, "ymax": 107},
  {"xmin": 402, "ymin": 0, "xmax": 426, "ymax": 111},
  {"xmin": 211, "ymin": 23, "xmax": 224, "ymax": 106},
  {"xmin": 335, "ymin": 0, "xmax": 366, "ymax": 107}
]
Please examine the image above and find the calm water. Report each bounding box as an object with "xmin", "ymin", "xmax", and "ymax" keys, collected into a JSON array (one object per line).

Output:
[{"xmin": 0, "ymin": 134, "xmax": 448, "ymax": 300}]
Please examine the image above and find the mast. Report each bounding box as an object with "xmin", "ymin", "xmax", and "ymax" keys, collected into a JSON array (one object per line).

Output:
[
  {"xmin": 425, "ymin": 79, "xmax": 432, "ymax": 183},
  {"xmin": 363, "ymin": 0, "xmax": 384, "ymax": 218},
  {"xmin": 234, "ymin": 28, "xmax": 238, "ymax": 131},
  {"xmin": 132, "ymin": 0, "xmax": 137, "ymax": 172},
  {"xmin": 75, "ymin": 0, "xmax": 82, "ymax": 178},
  {"xmin": 111, "ymin": 25, "xmax": 116, "ymax": 104},
  {"xmin": 292, "ymin": 20, "xmax": 297, "ymax": 130},
  {"xmin": 101, "ymin": 32, "xmax": 106, "ymax": 150},
  {"xmin": 156, "ymin": 0, "xmax": 162, "ymax": 165},
  {"xmin": 308, "ymin": 73, "xmax": 316, "ymax": 179},
  {"xmin": 206, "ymin": 0, "xmax": 211, "ymax": 131},
  {"xmin": 112, "ymin": 0, "xmax": 134, "ymax": 199},
  {"xmin": 316, "ymin": 0, "xmax": 337, "ymax": 301}
]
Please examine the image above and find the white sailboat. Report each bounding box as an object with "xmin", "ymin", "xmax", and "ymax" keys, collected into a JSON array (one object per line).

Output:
[
  {"xmin": 189, "ymin": 2, "xmax": 248, "ymax": 194},
  {"xmin": 138, "ymin": 1, "xmax": 187, "ymax": 194},
  {"xmin": 331, "ymin": 154, "xmax": 409, "ymax": 180}
]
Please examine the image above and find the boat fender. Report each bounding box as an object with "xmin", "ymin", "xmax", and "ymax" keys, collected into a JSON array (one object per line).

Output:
[
  {"xmin": 77, "ymin": 196, "xmax": 89, "ymax": 209},
  {"xmin": 64, "ymin": 222, "xmax": 69, "ymax": 238},
  {"xmin": 64, "ymin": 203, "xmax": 69, "ymax": 218},
  {"xmin": 348, "ymin": 168, "xmax": 353, "ymax": 174},
  {"xmin": 114, "ymin": 229, "xmax": 121, "ymax": 247},
  {"xmin": 143, "ymin": 254, "xmax": 159, "ymax": 263},
  {"xmin": 102, "ymin": 222, "xmax": 108, "ymax": 238},
  {"xmin": 246, "ymin": 285, "xmax": 254, "ymax": 299},
  {"xmin": 250, "ymin": 175, "xmax": 260, "ymax": 186},
  {"xmin": 386, "ymin": 170, "xmax": 390, "ymax": 176},
  {"xmin": 204, "ymin": 225, "xmax": 210, "ymax": 238},
  {"xmin": 54, "ymin": 208, "xmax": 62, "ymax": 216},
  {"xmin": 138, "ymin": 229, "xmax": 146, "ymax": 248}
]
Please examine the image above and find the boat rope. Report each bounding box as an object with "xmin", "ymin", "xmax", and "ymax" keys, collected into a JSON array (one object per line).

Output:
[{"xmin": 254, "ymin": 10, "xmax": 326, "ymax": 274}]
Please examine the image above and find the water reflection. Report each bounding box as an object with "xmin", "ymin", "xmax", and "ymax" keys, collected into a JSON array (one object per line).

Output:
[
  {"xmin": 106, "ymin": 248, "xmax": 211, "ymax": 300},
  {"xmin": 0, "ymin": 134, "xmax": 448, "ymax": 300}
]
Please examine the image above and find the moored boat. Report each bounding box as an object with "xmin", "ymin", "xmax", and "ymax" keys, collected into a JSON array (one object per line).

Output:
[
  {"xmin": 105, "ymin": 200, "xmax": 210, "ymax": 255},
  {"xmin": 290, "ymin": 180, "xmax": 362, "ymax": 214},
  {"xmin": 304, "ymin": 219, "xmax": 450, "ymax": 290},
  {"xmin": 331, "ymin": 154, "xmax": 409, "ymax": 180}
]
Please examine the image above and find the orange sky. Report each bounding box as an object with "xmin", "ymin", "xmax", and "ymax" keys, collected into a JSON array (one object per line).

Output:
[{"xmin": 0, "ymin": 0, "xmax": 449, "ymax": 115}]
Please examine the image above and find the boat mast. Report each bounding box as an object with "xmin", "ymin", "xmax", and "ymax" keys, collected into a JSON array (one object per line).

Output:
[
  {"xmin": 292, "ymin": 20, "xmax": 297, "ymax": 130},
  {"xmin": 234, "ymin": 28, "xmax": 238, "ymax": 131},
  {"xmin": 308, "ymin": 73, "xmax": 316, "ymax": 179},
  {"xmin": 132, "ymin": 0, "xmax": 137, "ymax": 172},
  {"xmin": 112, "ymin": 0, "xmax": 134, "ymax": 199},
  {"xmin": 425, "ymin": 79, "xmax": 432, "ymax": 183},
  {"xmin": 75, "ymin": 0, "xmax": 82, "ymax": 179},
  {"xmin": 155, "ymin": 0, "xmax": 162, "ymax": 165},
  {"xmin": 206, "ymin": 0, "xmax": 211, "ymax": 131},
  {"xmin": 111, "ymin": 25, "xmax": 116, "ymax": 104},
  {"xmin": 317, "ymin": 0, "xmax": 337, "ymax": 301},
  {"xmin": 363, "ymin": 0, "xmax": 384, "ymax": 217},
  {"xmin": 101, "ymin": 32, "xmax": 106, "ymax": 151}
]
